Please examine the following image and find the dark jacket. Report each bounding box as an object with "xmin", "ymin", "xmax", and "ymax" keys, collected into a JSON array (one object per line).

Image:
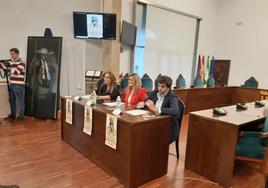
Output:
[
  {"xmin": 147, "ymin": 90, "xmax": 180, "ymax": 142},
  {"xmin": 96, "ymin": 84, "xmax": 120, "ymax": 100}
]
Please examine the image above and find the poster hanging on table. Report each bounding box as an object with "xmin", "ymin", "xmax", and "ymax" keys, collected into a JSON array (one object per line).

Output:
[
  {"xmin": 65, "ymin": 98, "xmax": 72, "ymax": 124},
  {"xmin": 83, "ymin": 105, "xmax": 93, "ymax": 135},
  {"xmin": 105, "ymin": 114, "xmax": 118, "ymax": 149}
]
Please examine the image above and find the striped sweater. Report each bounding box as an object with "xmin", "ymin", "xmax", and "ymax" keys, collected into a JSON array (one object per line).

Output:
[{"xmin": 0, "ymin": 58, "xmax": 26, "ymax": 85}]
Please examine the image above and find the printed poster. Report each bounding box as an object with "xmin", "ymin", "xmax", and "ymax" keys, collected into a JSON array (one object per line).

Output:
[
  {"xmin": 105, "ymin": 114, "xmax": 118, "ymax": 149},
  {"xmin": 83, "ymin": 105, "xmax": 93, "ymax": 135}
]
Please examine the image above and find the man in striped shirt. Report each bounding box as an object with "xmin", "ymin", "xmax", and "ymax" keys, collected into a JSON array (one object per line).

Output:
[{"xmin": 0, "ymin": 48, "xmax": 25, "ymax": 121}]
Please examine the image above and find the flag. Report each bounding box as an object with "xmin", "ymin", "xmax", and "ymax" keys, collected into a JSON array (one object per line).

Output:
[
  {"xmin": 210, "ymin": 56, "xmax": 215, "ymax": 77},
  {"xmin": 200, "ymin": 54, "xmax": 205, "ymax": 80},
  {"xmin": 196, "ymin": 55, "xmax": 201, "ymax": 77},
  {"xmin": 205, "ymin": 55, "xmax": 210, "ymax": 81}
]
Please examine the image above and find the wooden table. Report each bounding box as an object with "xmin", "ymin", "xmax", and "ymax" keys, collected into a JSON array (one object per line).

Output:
[
  {"xmin": 185, "ymin": 101, "xmax": 268, "ymax": 187},
  {"xmin": 173, "ymin": 86, "xmax": 262, "ymax": 113},
  {"xmin": 61, "ymin": 98, "xmax": 171, "ymax": 188}
]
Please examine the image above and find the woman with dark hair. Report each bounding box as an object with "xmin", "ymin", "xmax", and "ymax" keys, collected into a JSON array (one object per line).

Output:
[
  {"xmin": 124, "ymin": 73, "xmax": 147, "ymax": 106},
  {"xmin": 96, "ymin": 71, "xmax": 120, "ymax": 100}
]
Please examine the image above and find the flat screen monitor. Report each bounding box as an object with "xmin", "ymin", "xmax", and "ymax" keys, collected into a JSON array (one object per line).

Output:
[
  {"xmin": 121, "ymin": 20, "xmax": 137, "ymax": 46},
  {"xmin": 73, "ymin": 12, "xmax": 116, "ymax": 40}
]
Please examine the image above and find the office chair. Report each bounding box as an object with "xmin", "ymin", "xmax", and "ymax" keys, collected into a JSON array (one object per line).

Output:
[
  {"xmin": 154, "ymin": 74, "xmax": 162, "ymax": 91},
  {"xmin": 207, "ymin": 76, "xmax": 216, "ymax": 87},
  {"xmin": 242, "ymin": 76, "xmax": 259, "ymax": 88},
  {"xmin": 120, "ymin": 73, "xmax": 129, "ymax": 90},
  {"xmin": 194, "ymin": 75, "xmax": 204, "ymax": 88},
  {"xmin": 175, "ymin": 74, "xmax": 186, "ymax": 89},
  {"xmin": 141, "ymin": 73, "xmax": 153, "ymax": 91},
  {"xmin": 174, "ymin": 98, "xmax": 185, "ymax": 159},
  {"xmin": 236, "ymin": 115, "xmax": 268, "ymax": 173}
]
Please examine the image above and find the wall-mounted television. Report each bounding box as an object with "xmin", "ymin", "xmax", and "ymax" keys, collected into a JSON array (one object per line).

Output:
[
  {"xmin": 120, "ymin": 20, "xmax": 137, "ymax": 46},
  {"xmin": 73, "ymin": 12, "xmax": 116, "ymax": 40}
]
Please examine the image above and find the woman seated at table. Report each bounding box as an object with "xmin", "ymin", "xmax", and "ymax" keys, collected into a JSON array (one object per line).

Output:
[
  {"xmin": 96, "ymin": 71, "xmax": 120, "ymax": 100},
  {"xmin": 124, "ymin": 73, "xmax": 147, "ymax": 106}
]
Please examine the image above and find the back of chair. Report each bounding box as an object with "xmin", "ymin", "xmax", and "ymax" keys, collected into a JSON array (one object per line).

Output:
[
  {"xmin": 178, "ymin": 98, "xmax": 185, "ymax": 126},
  {"xmin": 194, "ymin": 76, "xmax": 204, "ymax": 88},
  {"xmin": 120, "ymin": 77, "xmax": 129, "ymax": 90},
  {"xmin": 207, "ymin": 76, "xmax": 215, "ymax": 87},
  {"xmin": 174, "ymin": 98, "xmax": 185, "ymax": 159},
  {"xmin": 97, "ymin": 78, "xmax": 104, "ymax": 91},
  {"xmin": 263, "ymin": 116, "xmax": 268, "ymax": 133},
  {"xmin": 243, "ymin": 77, "xmax": 259, "ymax": 88},
  {"xmin": 141, "ymin": 73, "xmax": 153, "ymax": 91},
  {"xmin": 154, "ymin": 74, "xmax": 162, "ymax": 91},
  {"xmin": 176, "ymin": 74, "xmax": 186, "ymax": 88}
]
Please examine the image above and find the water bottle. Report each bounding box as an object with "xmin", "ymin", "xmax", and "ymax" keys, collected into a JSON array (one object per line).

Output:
[
  {"xmin": 92, "ymin": 91, "xmax": 97, "ymax": 105},
  {"xmin": 115, "ymin": 96, "xmax": 121, "ymax": 110},
  {"xmin": 75, "ymin": 85, "xmax": 82, "ymax": 97}
]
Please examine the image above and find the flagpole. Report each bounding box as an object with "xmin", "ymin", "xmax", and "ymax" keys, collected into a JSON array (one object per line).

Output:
[{"xmin": 190, "ymin": 19, "xmax": 201, "ymax": 86}]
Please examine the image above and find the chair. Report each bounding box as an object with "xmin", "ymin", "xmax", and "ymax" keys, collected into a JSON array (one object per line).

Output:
[
  {"xmin": 242, "ymin": 76, "xmax": 259, "ymax": 88},
  {"xmin": 123, "ymin": 73, "xmax": 129, "ymax": 79},
  {"xmin": 154, "ymin": 74, "xmax": 162, "ymax": 91},
  {"xmin": 141, "ymin": 73, "xmax": 153, "ymax": 91},
  {"xmin": 236, "ymin": 115, "xmax": 268, "ymax": 172},
  {"xmin": 96, "ymin": 78, "xmax": 104, "ymax": 89},
  {"xmin": 120, "ymin": 73, "xmax": 129, "ymax": 90},
  {"xmin": 175, "ymin": 74, "xmax": 186, "ymax": 88},
  {"xmin": 194, "ymin": 75, "xmax": 204, "ymax": 88},
  {"xmin": 174, "ymin": 98, "xmax": 185, "ymax": 159},
  {"xmin": 207, "ymin": 76, "xmax": 215, "ymax": 87}
]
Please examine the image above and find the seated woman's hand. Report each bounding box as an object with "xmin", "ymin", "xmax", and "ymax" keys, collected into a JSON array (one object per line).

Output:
[
  {"xmin": 145, "ymin": 100, "xmax": 154, "ymax": 107},
  {"xmin": 136, "ymin": 102, "xmax": 145, "ymax": 109}
]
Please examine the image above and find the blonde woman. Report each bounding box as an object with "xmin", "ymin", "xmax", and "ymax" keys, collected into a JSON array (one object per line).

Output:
[
  {"xmin": 96, "ymin": 71, "xmax": 120, "ymax": 100},
  {"xmin": 124, "ymin": 73, "xmax": 147, "ymax": 106}
]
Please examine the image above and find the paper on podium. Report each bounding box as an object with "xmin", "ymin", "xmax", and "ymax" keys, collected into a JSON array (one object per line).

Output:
[
  {"xmin": 94, "ymin": 71, "xmax": 101, "ymax": 77},
  {"xmin": 125, "ymin": 109, "xmax": 149, "ymax": 116},
  {"xmin": 104, "ymin": 102, "xmax": 124, "ymax": 107},
  {"xmin": 86, "ymin": 70, "xmax": 95, "ymax": 77}
]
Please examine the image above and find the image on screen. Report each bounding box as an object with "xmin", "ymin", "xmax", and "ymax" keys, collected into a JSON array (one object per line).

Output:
[
  {"xmin": 73, "ymin": 12, "xmax": 116, "ymax": 40},
  {"xmin": 87, "ymin": 14, "xmax": 103, "ymax": 38}
]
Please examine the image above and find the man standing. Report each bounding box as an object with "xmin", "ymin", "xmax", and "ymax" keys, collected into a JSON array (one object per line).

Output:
[
  {"xmin": 137, "ymin": 75, "xmax": 180, "ymax": 142},
  {"xmin": 0, "ymin": 48, "xmax": 26, "ymax": 121}
]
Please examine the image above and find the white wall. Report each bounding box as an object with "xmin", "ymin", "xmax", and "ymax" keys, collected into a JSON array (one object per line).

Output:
[
  {"xmin": 144, "ymin": 6, "xmax": 196, "ymax": 87},
  {"xmin": 120, "ymin": 0, "xmax": 134, "ymax": 74},
  {"xmin": 215, "ymin": 0, "xmax": 268, "ymax": 88},
  {"xmin": 0, "ymin": 0, "xmax": 102, "ymax": 95},
  {"xmin": 148, "ymin": 0, "xmax": 219, "ymax": 55},
  {"xmin": 121, "ymin": 0, "xmax": 220, "ymax": 83}
]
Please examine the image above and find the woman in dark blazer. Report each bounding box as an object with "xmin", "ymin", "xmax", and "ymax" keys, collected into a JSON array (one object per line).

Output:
[{"xmin": 96, "ymin": 71, "xmax": 120, "ymax": 100}]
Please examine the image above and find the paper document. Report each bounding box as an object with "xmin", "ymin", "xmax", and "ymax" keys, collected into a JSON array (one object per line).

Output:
[
  {"xmin": 125, "ymin": 109, "xmax": 149, "ymax": 116},
  {"xmin": 81, "ymin": 95, "xmax": 91, "ymax": 100},
  {"xmin": 104, "ymin": 102, "xmax": 124, "ymax": 107},
  {"xmin": 86, "ymin": 70, "xmax": 95, "ymax": 77}
]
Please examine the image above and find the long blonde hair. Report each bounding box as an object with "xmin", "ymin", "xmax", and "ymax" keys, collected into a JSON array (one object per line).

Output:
[
  {"xmin": 127, "ymin": 73, "xmax": 141, "ymax": 94},
  {"xmin": 104, "ymin": 71, "xmax": 117, "ymax": 94}
]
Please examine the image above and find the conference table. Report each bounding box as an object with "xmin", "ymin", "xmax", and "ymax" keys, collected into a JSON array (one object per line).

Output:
[
  {"xmin": 185, "ymin": 100, "xmax": 268, "ymax": 187},
  {"xmin": 173, "ymin": 86, "xmax": 263, "ymax": 113},
  {"xmin": 61, "ymin": 98, "xmax": 171, "ymax": 188}
]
